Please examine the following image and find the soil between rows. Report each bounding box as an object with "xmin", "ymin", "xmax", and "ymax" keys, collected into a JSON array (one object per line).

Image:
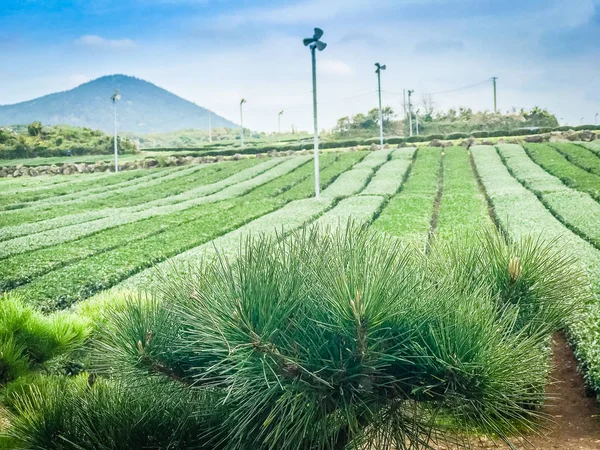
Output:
[{"xmin": 436, "ymin": 333, "xmax": 600, "ymax": 450}]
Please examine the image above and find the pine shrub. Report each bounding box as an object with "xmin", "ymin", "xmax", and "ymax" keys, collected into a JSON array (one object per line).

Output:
[{"xmin": 5, "ymin": 225, "xmax": 586, "ymax": 449}]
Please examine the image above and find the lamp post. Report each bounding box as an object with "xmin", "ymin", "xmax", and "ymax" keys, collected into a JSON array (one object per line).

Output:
[
  {"xmin": 416, "ymin": 109, "xmax": 420, "ymax": 136},
  {"xmin": 111, "ymin": 90, "xmax": 121, "ymax": 172},
  {"xmin": 407, "ymin": 89, "xmax": 414, "ymax": 137},
  {"xmin": 278, "ymin": 110, "xmax": 284, "ymax": 143},
  {"xmin": 375, "ymin": 62, "xmax": 386, "ymax": 150},
  {"xmin": 303, "ymin": 27, "xmax": 327, "ymax": 199},
  {"xmin": 240, "ymin": 98, "xmax": 246, "ymax": 148}
]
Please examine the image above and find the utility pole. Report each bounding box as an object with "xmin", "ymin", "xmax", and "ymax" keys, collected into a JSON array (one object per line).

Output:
[
  {"xmin": 375, "ymin": 63, "xmax": 386, "ymax": 150},
  {"xmin": 111, "ymin": 90, "xmax": 121, "ymax": 172},
  {"xmin": 239, "ymin": 98, "xmax": 246, "ymax": 148},
  {"xmin": 278, "ymin": 110, "xmax": 284, "ymax": 143},
  {"xmin": 208, "ymin": 111, "xmax": 212, "ymax": 143},
  {"xmin": 403, "ymin": 89, "xmax": 407, "ymax": 120},
  {"xmin": 407, "ymin": 89, "xmax": 414, "ymax": 137},
  {"xmin": 416, "ymin": 110, "xmax": 420, "ymax": 136},
  {"xmin": 311, "ymin": 45, "xmax": 320, "ymax": 198},
  {"xmin": 492, "ymin": 76, "xmax": 498, "ymax": 113}
]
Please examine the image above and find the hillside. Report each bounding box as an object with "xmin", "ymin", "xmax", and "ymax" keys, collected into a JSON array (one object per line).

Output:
[{"xmin": 0, "ymin": 75, "xmax": 237, "ymax": 133}]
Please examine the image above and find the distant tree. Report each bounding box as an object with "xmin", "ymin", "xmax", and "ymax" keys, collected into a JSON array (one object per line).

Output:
[
  {"xmin": 27, "ymin": 121, "xmax": 43, "ymax": 137},
  {"xmin": 524, "ymin": 106, "xmax": 559, "ymax": 127},
  {"xmin": 381, "ymin": 106, "xmax": 396, "ymax": 125},
  {"xmin": 420, "ymin": 94, "xmax": 435, "ymax": 120}
]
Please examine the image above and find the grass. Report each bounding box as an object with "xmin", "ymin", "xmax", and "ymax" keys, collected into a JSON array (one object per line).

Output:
[
  {"xmin": 0, "ymin": 167, "xmax": 176, "ymax": 209},
  {"xmin": 360, "ymin": 150, "xmax": 414, "ymax": 196},
  {"xmin": 315, "ymin": 195, "xmax": 385, "ymax": 228},
  {"xmin": 0, "ymin": 158, "xmax": 271, "ymax": 229},
  {"xmin": 435, "ymin": 146, "xmax": 492, "ymax": 239},
  {"xmin": 0, "ymin": 294, "xmax": 90, "ymax": 384},
  {"xmin": 471, "ymin": 144, "xmax": 600, "ymax": 398},
  {"xmin": 524, "ymin": 143, "xmax": 600, "ymax": 202},
  {"xmin": 497, "ymin": 144, "xmax": 600, "ymax": 249},
  {"xmin": 0, "ymin": 151, "xmax": 192, "ymax": 168},
  {"xmin": 550, "ymin": 142, "xmax": 600, "ymax": 177},
  {"xmin": 372, "ymin": 147, "xmax": 441, "ymax": 243},
  {"xmin": 0, "ymin": 158, "xmax": 302, "ymax": 259},
  {"xmin": 582, "ymin": 140, "xmax": 600, "ymax": 155},
  {"xmin": 6, "ymin": 153, "xmax": 366, "ymax": 310},
  {"xmin": 119, "ymin": 149, "xmax": 381, "ymax": 290},
  {"xmin": 4, "ymin": 225, "xmax": 581, "ymax": 449}
]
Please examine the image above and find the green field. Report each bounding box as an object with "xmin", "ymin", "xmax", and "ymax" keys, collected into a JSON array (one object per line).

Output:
[{"xmin": 2, "ymin": 144, "xmax": 600, "ymax": 447}]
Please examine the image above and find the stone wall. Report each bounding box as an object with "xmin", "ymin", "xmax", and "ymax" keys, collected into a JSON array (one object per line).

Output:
[{"xmin": 0, "ymin": 151, "xmax": 304, "ymax": 178}]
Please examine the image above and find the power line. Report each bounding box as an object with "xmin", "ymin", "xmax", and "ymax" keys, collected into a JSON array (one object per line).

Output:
[
  {"xmin": 425, "ymin": 79, "xmax": 491, "ymax": 96},
  {"xmin": 382, "ymin": 79, "xmax": 491, "ymax": 98}
]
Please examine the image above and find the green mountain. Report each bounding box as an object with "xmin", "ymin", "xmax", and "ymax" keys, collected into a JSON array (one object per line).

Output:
[{"xmin": 0, "ymin": 74, "xmax": 237, "ymax": 133}]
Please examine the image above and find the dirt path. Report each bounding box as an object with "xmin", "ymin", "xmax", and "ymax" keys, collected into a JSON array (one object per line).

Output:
[{"xmin": 451, "ymin": 333, "xmax": 600, "ymax": 449}]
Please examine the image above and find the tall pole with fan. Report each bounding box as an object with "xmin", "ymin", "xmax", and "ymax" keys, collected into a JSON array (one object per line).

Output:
[
  {"xmin": 278, "ymin": 110, "xmax": 284, "ymax": 143},
  {"xmin": 303, "ymin": 27, "xmax": 327, "ymax": 199},
  {"xmin": 375, "ymin": 62, "xmax": 386, "ymax": 150},
  {"xmin": 240, "ymin": 98, "xmax": 246, "ymax": 148},
  {"xmin": 111, "ymin": 90, "xmax": 121, "ymax": 172}
]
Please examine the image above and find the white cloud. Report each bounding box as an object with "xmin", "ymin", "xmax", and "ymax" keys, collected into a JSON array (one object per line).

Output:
[
  {"xmin": 319, "ymin": 59, "xmax": 355, "ymax": 76},
  {"xmin": 75, "ymin": 35, "xmax": 137, "ymax": 50},
  {"xmin": 210, "ymin": 0, "xmax": 432, "ymax": 29}
]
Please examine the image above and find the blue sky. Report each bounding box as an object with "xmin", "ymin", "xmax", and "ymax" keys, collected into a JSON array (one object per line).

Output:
[{"xmin": 1, "ymin": 0, "xmax": 599, "ymax": 131}]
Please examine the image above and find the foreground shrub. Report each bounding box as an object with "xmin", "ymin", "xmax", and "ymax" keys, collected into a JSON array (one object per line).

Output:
[
  {"xmin": 4, "ymin": 374, "xmax": 225, "ymax": 450},
  {"xmin": 0, "ymin": 294, "xmax": 90, "ymax": 384},
  {"xmin": 5, "ymin": 225, "xmax": 585, "ymax": 449},
  {"xmin": 426, "ymin": 228, "xmax": 588, "ymax": 334}
]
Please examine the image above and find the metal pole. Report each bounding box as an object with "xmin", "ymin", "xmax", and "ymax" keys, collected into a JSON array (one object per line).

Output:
[
  {"xmin": 208, "ymin": 111, "xmax": 212, "ymax": 143},
  {"xmin": 416, "ymin": 112, "xmax": 419, "ymax": 136},
  {"xmin": 492, "ymin": 77, "xmax": 498, "ymax": 113},
  {"xmin": 240, "ymin": 101, "xmax": 244, "ymax": 148},
  {"xmin": 278, "ymin": 110, "xmax": 283, "ymax": 143},
  {"xmin": 408, "ymin": 90, "xmax": 413, "ymax": 137},
  {"xmin": 113, "ymin": 99, "xmax": 118, "ymax": 172},
  {"xmin": 595, "ymin": 113, "xmax": 599, "ymax": 125},
  {"xmin": 377, "ymin": 70, "xmax": 384, "ymax": 150},
  {"xmin": 311, "ymin": 45, "xmax": 320, "ymax": 199}
]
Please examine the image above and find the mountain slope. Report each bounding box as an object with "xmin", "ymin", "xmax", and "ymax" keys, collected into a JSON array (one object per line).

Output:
[{"xmin": 0, "ymin": 75, "xmax": 237, "ymax": 133}]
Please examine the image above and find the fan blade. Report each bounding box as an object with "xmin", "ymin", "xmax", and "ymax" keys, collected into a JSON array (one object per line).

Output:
[
  {"xmin": 316, "ymin": 41, "xmax": 327, "ymax": 51},
  {"xmin": 375, "ymin": 62, "xmax": 380, "ymax": 68},
  {"xmin": 381, "ymin": 64, "xmax": 386, "ymax": 70},
  {"xmin": 303, "ymin": 37, "xmax": 314, "ymax": 46},
  {"xmin": 313, "ymin": 28, "xmax": 324, "ymax": 40}
]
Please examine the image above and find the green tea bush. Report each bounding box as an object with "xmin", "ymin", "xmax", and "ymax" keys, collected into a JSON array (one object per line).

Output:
[
  {"xmin": 446, "ymin": 132, "xmax": 470, "ymax": 140},
  {"xmin": 0, "ymin": 294, "xmax": 90, "ymax": 384},
  {"xmin": 5, "ymin": 225, "xmax": 584, "ymax": 449}
]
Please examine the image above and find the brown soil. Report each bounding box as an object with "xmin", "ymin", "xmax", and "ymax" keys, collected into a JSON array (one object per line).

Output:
[{"xmin": 439, "ymin": 334, "xmax": 600, "ymax": 450}]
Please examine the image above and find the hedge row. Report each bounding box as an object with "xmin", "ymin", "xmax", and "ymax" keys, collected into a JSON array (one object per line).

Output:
[
  {"xmin": 151, "ymin": 125, "xmax": 600, "ymax": 156},
  {"xmin": 0, "ymin": 145, "xmax": 138, "ymax": 160}
]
